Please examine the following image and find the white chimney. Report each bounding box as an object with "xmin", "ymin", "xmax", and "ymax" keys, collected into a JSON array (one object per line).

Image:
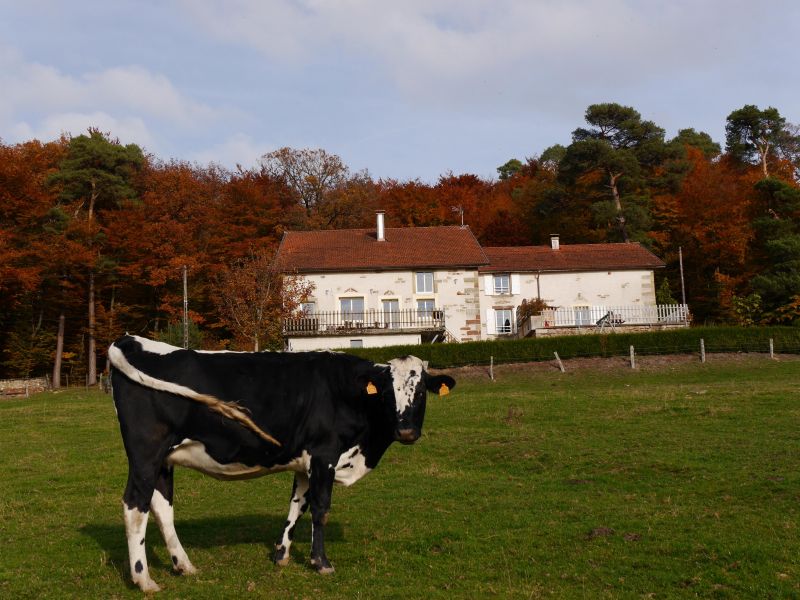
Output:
[
  {"xmin": 376, "ymin": 211, "xmax": 385, "ymax": 242},
  {"xmin": 550, "ymin": 234, "xmax": 560, "ymax": 250}
]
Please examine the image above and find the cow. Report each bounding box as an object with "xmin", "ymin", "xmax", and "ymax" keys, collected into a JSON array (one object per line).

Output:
[{"xmin": 107, "ymin": 334, "xmax": 455, "ymax": 592}]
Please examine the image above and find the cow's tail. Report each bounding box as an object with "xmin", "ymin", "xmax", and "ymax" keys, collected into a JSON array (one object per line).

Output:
[{"xmin": 108, "ymin": 343, "xmax": 281, "ymax": 447}]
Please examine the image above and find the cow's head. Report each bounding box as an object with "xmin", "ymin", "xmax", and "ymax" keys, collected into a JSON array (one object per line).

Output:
[{"xmin": 362, "ymin": 356, "xmax": 455, "ymax": 445}]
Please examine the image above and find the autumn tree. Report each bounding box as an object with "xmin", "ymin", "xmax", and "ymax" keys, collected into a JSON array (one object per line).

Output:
[
  {"xmin": 260, "ymin": 147, "xmax": 349, "ymax": 216},
  {"xmin": 48, "ymin": 129, "xmax": 144, "ymax": 384},
  {"xmin": 652, "ymin": 147, "xmax": 755, "ymax": 321},
  {"xmin": 213, "ymin": 249, "xmax": 314, "ymax": 351}
]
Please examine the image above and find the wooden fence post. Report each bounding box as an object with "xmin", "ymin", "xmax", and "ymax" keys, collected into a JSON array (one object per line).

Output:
[
  {"xmin": 700, "ymin": 339, "xmax": 706, "ymax": 363},
  {"xmin": 554, "ymin": 352, "xmax": 565, "ymax": 373},
  {"xmin": 489, "ymin": 355, "xmax": 494, "ymax": 381},
  {"xmin": 770, "ymin": 338, "xmax": 775, "ymax": 360},
  {"xmin": 630, "ymin": 345, "xmax": 636, "ymax": 369}
]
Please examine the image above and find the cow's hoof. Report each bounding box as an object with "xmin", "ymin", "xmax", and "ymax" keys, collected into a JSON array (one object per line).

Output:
[
  {"xmin": 311, "ymin": 557, "xmax": 334, "ymax": 574},
  {"xmin": 273, "ymin": 545, "xmax": 290, "ymax": 566},
  {"xmin": 175, "ymin": 561, "xmax": 197, "ymax": 575},
  {"xmin": 135, "ymin": 578, "xmax": 161, "ymax": 593}
]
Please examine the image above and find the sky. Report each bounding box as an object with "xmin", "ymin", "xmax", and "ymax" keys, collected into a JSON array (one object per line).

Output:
[{"xmin": 1, "ymin": 0, "xmax": 798, "ymax": 182}]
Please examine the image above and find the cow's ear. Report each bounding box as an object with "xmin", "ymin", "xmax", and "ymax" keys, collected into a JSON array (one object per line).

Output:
[
  {"xmin": 425, "ymin": 374, "xmax": 455, "ymax": 396},
  {"xmin": 356, "ymin": 364, "xmax": 389, "ymax": 397}
]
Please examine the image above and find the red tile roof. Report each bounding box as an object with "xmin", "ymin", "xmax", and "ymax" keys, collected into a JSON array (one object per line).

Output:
[
  {"xmin": 480, "ymin": 243, "xmax": 665, "ymax": 273},
  {"xmin": 276, "ymin": 226, "xmax": 489, "ymax": 272}
]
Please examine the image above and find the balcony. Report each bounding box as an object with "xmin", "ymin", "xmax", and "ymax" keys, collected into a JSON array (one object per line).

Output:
[
  {"xmin": 518, "ymin": 304, "xmax": 690, "ymax": 338},
  {"xmin": 283, "ymin": 308, "xmax": 445, "ymax": 337}
]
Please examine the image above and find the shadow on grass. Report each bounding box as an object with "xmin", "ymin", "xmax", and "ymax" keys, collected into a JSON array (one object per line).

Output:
[{"xmin": 80, "ymin": 513, "xmax": 344, "ymax": 587}]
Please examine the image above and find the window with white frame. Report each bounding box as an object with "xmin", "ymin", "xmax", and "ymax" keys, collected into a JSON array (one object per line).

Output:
[
  {"xmin": 495, "ymin": 308, "xmax": 513, "ymax": 333},
  {"xmin": 340, "ymin": 297, "xmax": 364, "ymax": 321},
  {"xmin": 574, "ymin": 305, "xmax": 591, "ymax": 326},
  {"xmin": 417, "ymin": 299, "xmax": 435, "ymax": 319},
  {"xmin": 416, "ymin": 272, "xmax": 434, "ymax": 294},
  {"xmin": 494, "ymin": 274, "xmax": 510, "ymax": 294}
]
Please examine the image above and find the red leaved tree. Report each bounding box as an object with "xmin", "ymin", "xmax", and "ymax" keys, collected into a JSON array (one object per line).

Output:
[{"xmin": 213, "ymin": 249, "xmax": 314, "ymax": 351}]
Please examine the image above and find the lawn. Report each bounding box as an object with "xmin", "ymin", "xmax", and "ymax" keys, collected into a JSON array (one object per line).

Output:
[{"xmin": 1, "ymin": 355, "xmax": 799, "ymax": 599}]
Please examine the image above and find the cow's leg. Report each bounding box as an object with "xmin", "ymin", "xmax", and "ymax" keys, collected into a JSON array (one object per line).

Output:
[
  {"xmin": 123, "ymin": 468, "xmax": 160, "ymax": 593},
  {"xmin": 151, "ymin": 464, "xmax": 197, "ymax": 575},
  {"xmin": 273, "ymin": 472, "xmax": 310, "ymax": 566},
  {"xmin": 308, "ymin": 456, "xmax": 336, "ymax": 574}
]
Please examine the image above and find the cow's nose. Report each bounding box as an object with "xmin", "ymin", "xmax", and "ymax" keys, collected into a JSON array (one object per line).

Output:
[{"xmin": 395, "ymin": 428, "xmax": 419, "ymax": 444}]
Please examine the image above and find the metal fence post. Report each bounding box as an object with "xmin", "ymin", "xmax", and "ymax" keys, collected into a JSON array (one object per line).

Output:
[{"xmin": 700, "ymin": 339, "xmax": 706, "ymax": 363}]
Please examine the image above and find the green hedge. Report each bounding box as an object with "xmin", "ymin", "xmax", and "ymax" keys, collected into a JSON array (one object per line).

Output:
[{"xmin": 344, "ymin": 326, "xmax": 800, "ymax": 369}]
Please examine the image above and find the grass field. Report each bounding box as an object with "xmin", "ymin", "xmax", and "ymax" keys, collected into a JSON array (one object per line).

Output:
[{"xmin": 1, "ymin": 355, "xmax": 800, "ymax": 599}]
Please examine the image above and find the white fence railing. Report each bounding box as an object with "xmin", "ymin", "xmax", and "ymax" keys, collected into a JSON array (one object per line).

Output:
[
  {"xmin": 530, "ymin": 304, "xmax": 690, "ymax": 329},
  {"xmin": 284, "ymin": 308, "xmax": 445, "ymax": 335}
]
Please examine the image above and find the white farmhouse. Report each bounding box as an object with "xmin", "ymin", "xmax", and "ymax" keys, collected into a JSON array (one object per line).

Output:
[
  {"xmin": 276, "ymin": 214, "xmax": 686, "ymax": 351},
  {"xmin": 276, "ymin": 212, "xmax": 488, "ymax": 350},
  {"xmin": 481, "ymin": 234, "xmax": 675, "ymax": 338}
]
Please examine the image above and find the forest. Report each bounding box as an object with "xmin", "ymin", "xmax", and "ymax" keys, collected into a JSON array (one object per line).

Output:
[{"xmin": 1, "ymin": 102, "xmax": 799, "ymax": 381}]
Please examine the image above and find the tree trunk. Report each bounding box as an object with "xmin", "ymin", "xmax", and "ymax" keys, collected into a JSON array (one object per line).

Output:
[
  {"xmin": 760, "ymin": 145, "xmax": 769, "ymax": 177},
  {"xmin": 87, "ymin": 270, "xmax": 97, "ymax": 385},
  {"xmin": 52, "ymin": 312, "xmax": 65, "ymax": 388},
  {"xmin": 609, "ymin": 171, "xmax": 630, "ymax": 242}
]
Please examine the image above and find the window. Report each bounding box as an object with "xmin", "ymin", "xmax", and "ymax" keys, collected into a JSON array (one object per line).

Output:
[
  {"xmin": 416, "ymin": 272, "xmax": 434, "ymax": 294},
  {"xmin": 301, "ymin": 302, "xmax": 316, "ymax": 315},
  {"xmin": 350, "ymin": 339, "xmax": 363, "ymax": 348},
  {"xmin": 495, "ymin": 309, "xmax": 513, "ymax": 334},
  {"xmin": 417, "ymin": 299, "xmax": 435, "ymax": 319},
  {"xmin": 494, "ymin": 274, "xmax": 510, "ymax": 295},
  {"xmin": 574, "ymin": 306, "xmax": 591, "ymax": 326},
  {"xmin": 340, "ymin": 297, "xmax": 364, "ymax": 321},
  {"xmin": 382, "ymin": 299, "xmax": 400, "ymax": 328}
]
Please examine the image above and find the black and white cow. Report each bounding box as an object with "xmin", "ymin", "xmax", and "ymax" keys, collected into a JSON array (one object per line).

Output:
[{"xmin": 108, "ymin": 334, "xmax": 455, "ymax": 592}]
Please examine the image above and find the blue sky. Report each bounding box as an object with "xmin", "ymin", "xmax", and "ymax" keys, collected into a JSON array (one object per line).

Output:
[{"xmin": 1, "ymin": 0, "xmax": 798, "ymax": 182}]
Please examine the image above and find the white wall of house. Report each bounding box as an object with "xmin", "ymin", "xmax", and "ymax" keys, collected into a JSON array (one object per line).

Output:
[
  {"xmin": 287, "ymin": 333, "xmax": 422, "ymax": 352},
  {"xmin": 297, "ymin": 268, "xmax": 481, "ymax": 343},
  {"xmin": 479, "ymin": 269, "xmax": 657, "ymax": 338}
]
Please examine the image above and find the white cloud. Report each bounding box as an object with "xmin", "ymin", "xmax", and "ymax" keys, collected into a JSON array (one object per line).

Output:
[
  {"xmin": 180, "ymin": 0, "xmax": 789, "ymax": 115},
  {"xmin": 12, "ymin": 112, "xmax": 157, "ymax": 150},
  {"xmin": 190, "ymin": 133, "xmax": 275, "ymax": 169},
  {"xmin": 0, "ymin": 45, "xmax": 224, "ymax": 150}
]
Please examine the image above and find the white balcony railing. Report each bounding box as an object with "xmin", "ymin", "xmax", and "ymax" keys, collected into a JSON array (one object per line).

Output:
[
  {"xmin": 284, "ymin": 308, "xmax": 445, "ymax": 335},
  {"xmin": 524, "ymin": 304, "xmax": 689, "ymax": 331}
]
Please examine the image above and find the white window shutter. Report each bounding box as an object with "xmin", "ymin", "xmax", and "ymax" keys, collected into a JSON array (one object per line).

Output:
[
  {"xmin": 511, "ymin": 274, "xmax": 521, "ymax": 295},
  {"xmin": 484, "ymin": 274, "xmax": 494, "ymax": 296},
  {"xmin": 511, "ymin": 306, "xmax": 517, "ymax": 333},
  {"xmin": 486, "ymin": 308, "xmax": 496, "ymax": 334}
]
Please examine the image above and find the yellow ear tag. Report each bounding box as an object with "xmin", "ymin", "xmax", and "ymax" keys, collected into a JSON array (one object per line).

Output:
[
  {"xmin": 366, "ymin": 382, "xmax": 378, "ymax": 395},
  {"xmin": 439, "ymin": 383, "xmax": 450, "ymax": 396}
]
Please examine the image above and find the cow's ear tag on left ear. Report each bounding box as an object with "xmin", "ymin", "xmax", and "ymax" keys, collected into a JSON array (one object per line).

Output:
[
  {"xmin": 366, "ymin": 382, "xmax": 378, "ymax": 395},
  {"xmin": 439, "ymin": 383, "xmax": 450, "ymax": 396}
]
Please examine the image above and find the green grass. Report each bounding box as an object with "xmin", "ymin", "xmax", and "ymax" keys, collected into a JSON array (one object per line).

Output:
[{"xmin": 2, "ymin": 356, "xmax": 800, "ymax": 598}]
